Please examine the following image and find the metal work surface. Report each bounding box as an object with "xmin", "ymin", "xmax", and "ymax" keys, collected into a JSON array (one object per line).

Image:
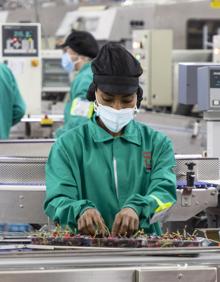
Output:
[
  {"xmin": 175, "ymin": 157, "xmax": 219, "ymax": 181},
  {"xmin": 0, "ymin": 139, "xmax": 54, "ymax": 157},
  {"xmin": 8, "ymin": 111, "xmax": 206, "ymax": 154},
  {"xmin": 0, "ymin": 268, "xmax": 136, "ymax": 282},
  {"xmin": 0, "ymin": 247, "xmax": 220, "ymax": 269},
  {"xmin": 166, "ymin": 187, "xmax": 218, "ymax": 221},
  {"xmin": 136, "ymin": 112, "xmax": 206, "ymax": 155},
  {"xmin": 0, "ymin": 185, "xmax": 218, "ymax": 224},
  {"xmin": 137, "ymin": 267, "xmax": 217, "ymax": 282},
  {"xmin": 0, "ymin": 266, "xmax": 217, "ymax": 282},
  {"xmin": 0, "ymin": 239, "xmax": 219, "ymax": 282},
  {"xmin": 0, "ymin": 186, "xmax": 47, "ymax": 224},
  {"xmin": 0, "ymin": 247, "xmax": 219, "ymax": 282},
  {"xmin": 0, "ymin": 157, "xmax": 46, "ymax": 185},
  {"xmin": 21, "ymin": 115, "xmax": 64, "ymax": 123}
]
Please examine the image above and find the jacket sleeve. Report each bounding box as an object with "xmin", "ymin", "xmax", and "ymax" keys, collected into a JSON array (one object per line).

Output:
[
  {"xmin": 65, "ymin": 75, "xmax": 91, "ymax": 122},
  {"xmin": 9, "ymin": 69, "xmax": 26, "ymax": 125},
  {"xmin": 122, "ymin": 137, "xmax": 177, "ymax": 225},
  {"xmin": 70, "ymin": 72, "xmax": 92, "ymax": 101},
  {"xmin": 44, "ymin": 140, "xmax": 96, "ymax": 228}
]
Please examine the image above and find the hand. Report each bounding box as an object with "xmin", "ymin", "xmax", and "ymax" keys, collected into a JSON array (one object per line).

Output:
[
  {"xmin": 111, "ymin": 208, "xmax": 139, "ymax": 237},
  {"xmin": 78, "ymin": 208, "xmax": 106, "ymax": 236}
]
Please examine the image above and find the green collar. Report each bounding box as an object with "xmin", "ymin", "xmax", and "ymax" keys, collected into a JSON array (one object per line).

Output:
[
  {"xmin": 78, "ymin": 62, "xmax": 91, "ymax": 74},
  {"xmin": 89, "ymin": 115, "xmax": 141, "ymax": 146}
]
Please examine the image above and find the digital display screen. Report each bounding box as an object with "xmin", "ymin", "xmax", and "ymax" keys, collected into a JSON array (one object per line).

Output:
[
  {"xmin": 2, "ymin": 25, "xmax": 38, "ymax": 57},
  {"xmin": 210, "ymin": 69, "xmax": 220, "ymax": 88}
]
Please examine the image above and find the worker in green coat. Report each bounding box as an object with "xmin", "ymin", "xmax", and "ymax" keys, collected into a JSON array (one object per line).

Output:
[
  {"xmin": 56, "ymin": 30, "xmax": 99, "ymax": 137},
  {"xmin": 45, "ymin": 43, "xmax": 176, "ymax": 236},
  {"xmin": 0, "ymin": 63, "xmax": 26, "ymax": 139}
]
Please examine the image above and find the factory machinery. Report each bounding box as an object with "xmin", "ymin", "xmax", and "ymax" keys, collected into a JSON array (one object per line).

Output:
[
  {"xmin": 1, "ymin": 62, "xmax": 220, "ymax": 280},
  {"xmin": 1, "ymin": 60, "xmax": 220, "ymax": 282},
  {"xmin": 2, "ymin": 23, "xmax": 220, "ymax": 282},
  {"xmin": 0, "ymin": 139, "xmax": 220, "ymax": 281}
]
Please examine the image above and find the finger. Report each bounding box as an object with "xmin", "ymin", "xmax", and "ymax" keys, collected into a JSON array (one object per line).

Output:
[
  {"xmin": 98, "ymin": 215, "xmax": 106, "ymax": 226},
  {"xmin": 119, "ymin": 215, "xmax": 129, "ymax": 235},
  {"xmin": 78, "ymin": 216, "xmax": 86, "ymax": 234},
  {"xmin": 77, "ymin": 216, "xmax": 83, "ymax": 231},
  {"xmin": 128, "ymin": 218, "xmax": 135, "ymax": 236},
  {"xmin": 92, "ymin": 214, "xmax": 106, "ymax": 235},
  {"xmin": 85, "ymin": 216, "xmax": 96, "ymax": 235},
  {"xmin": 97, "ymin": 219, "xmax": 107, "ymax": 236},
  {"xmin": 78, "ymin": 209, "xmax": 92, "ymax": 231},
  {"xmin": 112, "ymin": 215, "xmax": 122, "ymax": 237},
  {"xmin": 134, "ymin": 218, "xmax": 139, "ymax": 231}
]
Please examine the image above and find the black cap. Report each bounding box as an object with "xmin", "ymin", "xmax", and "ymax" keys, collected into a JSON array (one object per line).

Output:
[
  {"xmin": 91, "ymin": 42, "xmax": 143, "ymax": 94},
  {"xmin": 60, "ymin": 30, "xmax": 99, "ymax": 59}
]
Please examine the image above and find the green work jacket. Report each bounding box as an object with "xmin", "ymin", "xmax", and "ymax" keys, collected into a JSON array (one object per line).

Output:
[
  {"xmin": 0, "ymin": 64, "xmax": 26, "ymax": 139},
  {"xmin": 64, "ymin": 63, "xmax": 93, "ymax": 124},
  {"xmin": 45, "ymin": 116, "xmax": 177, "ymax": 235}
]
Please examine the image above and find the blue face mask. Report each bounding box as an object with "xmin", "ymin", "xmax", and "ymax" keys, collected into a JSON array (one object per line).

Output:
[{"xmin": 61, "ymin": 53, "xmax": 74, "ymax": 73}]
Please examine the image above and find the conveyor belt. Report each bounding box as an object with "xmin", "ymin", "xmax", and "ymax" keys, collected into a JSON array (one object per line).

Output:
[{"xmin": 177, "ymin": 181, "xmax": 218, "ymax": 189}]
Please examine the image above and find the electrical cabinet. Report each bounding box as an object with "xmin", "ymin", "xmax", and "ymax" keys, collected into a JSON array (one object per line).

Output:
[
  {"xmin": 132, "ymin": 30, "xmax": 172, "ymax": 108},
  {"xmin": 0, "ymin": 23, "xmax": 42, "ymax": 115}
]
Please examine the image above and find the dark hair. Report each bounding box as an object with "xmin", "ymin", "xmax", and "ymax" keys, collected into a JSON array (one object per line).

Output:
[
  {"xmin": 87, "ymin": 83, "xmax": 143, "ymax": 108},
  {"xmin": 60, "ymin": 30, "xmax": 99, "ymax": 59}
]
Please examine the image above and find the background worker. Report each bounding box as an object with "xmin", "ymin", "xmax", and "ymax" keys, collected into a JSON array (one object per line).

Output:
[
  {"xmin": 56, "ymin": 29, "xmax": 99, "ymax": 136},
  {"xmin": 0, "ymin": 63, "xmax": 26, "ymax": 139},
  {"xmin": 45, "ymin": 43, "xmax": 176, "ymax": 236}
]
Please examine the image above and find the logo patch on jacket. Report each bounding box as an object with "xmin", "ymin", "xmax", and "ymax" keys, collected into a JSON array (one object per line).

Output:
[{"xmin": 143, "ymin": 152, "xmax": 151, "ymax": 171}]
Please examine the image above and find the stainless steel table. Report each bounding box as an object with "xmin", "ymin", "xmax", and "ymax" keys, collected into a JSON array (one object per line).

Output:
[{"xmin": 0, "ymin": 247, "xmax": 219, "ymax": 282}]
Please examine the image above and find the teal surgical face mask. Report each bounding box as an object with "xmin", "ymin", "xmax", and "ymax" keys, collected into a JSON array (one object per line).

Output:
[{"xmin": 94, "ymin": 97, "xmax": 137, "ymax": 133}]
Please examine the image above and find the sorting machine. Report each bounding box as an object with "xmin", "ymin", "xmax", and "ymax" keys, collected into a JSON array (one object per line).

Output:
[
  {"xmin": 0, "ymin": 151, "xmax": 219, "ymax": 281},
  {"xmin": 1, "ymin": 63, "xmax": 220, "ymax": 279}
]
